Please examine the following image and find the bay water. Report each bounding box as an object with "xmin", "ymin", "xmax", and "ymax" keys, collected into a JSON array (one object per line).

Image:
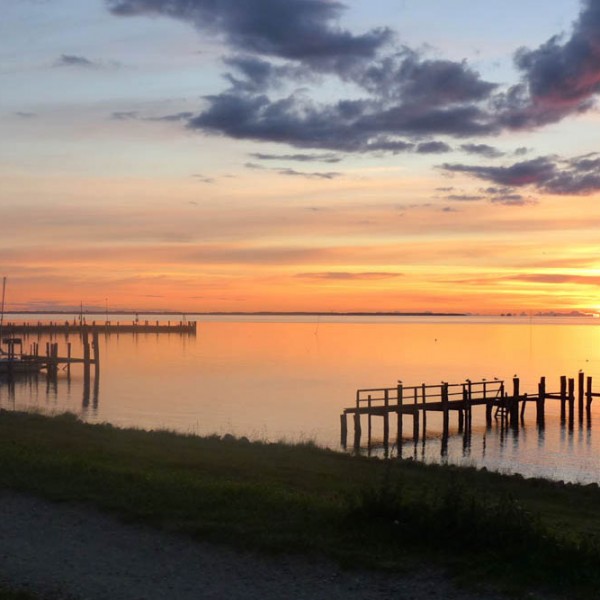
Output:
[{"xmin": 2, "ymin": 314, "xmax": 600, "ymax": 484}]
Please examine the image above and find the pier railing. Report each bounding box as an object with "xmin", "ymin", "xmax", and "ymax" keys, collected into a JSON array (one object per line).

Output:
[
  {"xmin": 341, "ymin": 373, "xmax": 600, "ymax": 455},
  {"xmin": 1, "ymin": 320, "xmax": 197, "ymax": 336}
]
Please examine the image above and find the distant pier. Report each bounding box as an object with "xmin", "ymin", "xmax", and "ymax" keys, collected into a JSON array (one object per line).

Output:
[
  {"xmin": 341, "ymin": 373, "xmax": 600, "ymax": 455},
  {"xmin": 1, "ymin": 320, "xmax": 197, "ymax": 336}
]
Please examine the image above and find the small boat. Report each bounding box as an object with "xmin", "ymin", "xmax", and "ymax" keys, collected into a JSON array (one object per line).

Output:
[
  {"xmin": 0, "ymin": 338, "xmax": 44, "ymax": 375},
  {"xmin": 0, "ymin": 278, "xmax": 44, "ymax": 375}
]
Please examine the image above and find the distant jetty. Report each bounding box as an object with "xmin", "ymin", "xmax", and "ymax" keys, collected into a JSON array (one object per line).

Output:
[{"xmin": 1, "ymin": 320, "xmax": 197, "ymax": 336}]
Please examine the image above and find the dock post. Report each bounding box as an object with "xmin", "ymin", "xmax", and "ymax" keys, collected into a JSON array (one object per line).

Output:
[
  {"xmin": 568, "ymin": 378, "xmax": 575, "ymax": 429},
  {"xmin": 442, "ymin": 383, "xmax": 449, "ymax": 439},
  {"xmin": 421, "ymin": 384, "xmax": 427, "ymax": 438},
  {"xmin": 458, "ymin": 408, "xmax": 464, "ymax": 433},
  {"xmin": 485, "ymin": 381, "xmax": 492, "ymax": 428},
  {"xmin": 92, "ymin": 331, "xmax": 100, "ymax": 379},
  {"xmin": 67, "ymin": 342, "xmax": 72, "ymax": 378},
  {"xmin": 520, "ymin": 393, "xmax": 527, "ymax": 422},
  {"xmin": 340, "ymin": 413, "xmax": 348, "ymax": 448},
  {"xmin": 83, "ymin": 329, "xmax": 91, "ymax": 382},
  {"xmin": 586, "ymin": 376, "xmax": 593, "ymax": 424},
  {"xmin": 383, "ymin": 389, "xmax": 390, "ymax": 456},
  {"xmin": 396, "ymin": 384, "xmax": 403, "ymax": 446},
  {"xmin": 353, "ymin": 412, "xmax": 361, "ymax": 451},
  {"xmin": 537, "ymin": 377, "xmax": 546, "ymax": 427},
  {"xmin": 413, "ymin": 388, "xmax": 419, "ymax": 443},
  {"xmin": 578, "ymin": 371, "xmax": 585, "ymax": 424},
  {"xmin": 466, "ymin": 380, "xmax": 473, "ymax": 431},
  {"xmin": 560, "ymin": 376, "xmax": 567, "ymax": 424},
  {"xmin": 367, "ymin": 394, "xmax": 372, "ymax": 451},
  {"xmin": 510, "ymin": 377, "xmax": 520, "ymax": 428},
  {"xmin": 462, "ymin": 384, "xmax": 468, "ymax": 432}
]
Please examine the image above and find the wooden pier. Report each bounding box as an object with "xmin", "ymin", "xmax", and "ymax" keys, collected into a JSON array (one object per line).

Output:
[
  {"xmin": 1, "ymin": 330, "xmax": 101, "ymax": 409},
  {"xmin": 341, "ymin": 373, "xmax": 600, "ymax": 454},
  {"xmin": 1, "ymin": 320, "xmax": 196, "ymax": 336},
  {"xmin": 8, "ymin": 329, "xmax": 101, "ymax": 378}
]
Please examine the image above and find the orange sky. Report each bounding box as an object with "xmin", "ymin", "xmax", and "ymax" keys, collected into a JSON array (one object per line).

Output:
[{"xmin": 3, "ymin": 1, "xmax": 600, "ymax": 315}]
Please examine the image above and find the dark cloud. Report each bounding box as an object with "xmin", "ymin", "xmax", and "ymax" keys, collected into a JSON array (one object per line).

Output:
[
  {"xmin": 55, "ymin": 54, "xmax": 121, "ymax": 70},
  {"xmin": 111, "ymin": 111, "xmax": 139, "ymax": 120},
  {"xmin": 249, "ymin": 152, "xmax": 342, "ymax": 163},
  {"xmin": 494, "ymin": 0, "xmax": 600, "ymax": 128},
  {"xmin": 245, "ymin": 161, "xmax": 340, "ymax": 179},
  {"xmin": 295, "ymin": 272, "xmax": 402, "ymax": 280},
  {"xmin": 146, "ymin": 112, "xmax": 194, "ymax": 122},
  {"xmin": 106, "ymin": 0, "xmax": 600, "ymax": 159},
  {"xmin": 489, "ymin": 193, "xmax": 532, "ymax": 206},
  {"xmin": 223, "ymin": 55, "xmax": 312, "ymax": 92},
  {"xmin": 107, "ymin": 0, "xmax": 500, "ymax": 151},
  {"xmin": 276, "ymin": 168, "xmax": 341, "ymax": 179},
  {"xmin": 443, "ymin": 153, "xmax": 600, "ymax": 195},
  {"xmin": 190, "ymin": 90, "xmax": 496, "ymax": 152},
  {"xmin": 460, "ymin": 143, "xmax": 504, "ymax": 158},
  {"xmin": 192, "ymin": 174, "xmax": 215, "ymax": 184},
  {"xmin": 446, "ymin": 194, "xmax": 485, "ymax": 202},
  {"xmin": 416, "ymin": 141, "xmax": 452, "ymax": 154},
  {"xmin": 14, "ymin": 112, "xmax": 37, "ymax": 118},
  {"xmin": 55, "ymin": 54, "xmax": 97, "ymax": 68},
  {"xmin": 106, "ymin": 0, "xmax": 392, "ymax": 72}
]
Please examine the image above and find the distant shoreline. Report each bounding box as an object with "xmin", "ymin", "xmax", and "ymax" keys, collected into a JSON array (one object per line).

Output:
[
  {"xmin": 3, "ymin": 310, "xmax": 598, "ymax": 318},
  {"xmin": 4, "ymin": 310, "xmax": 469, "ymax": 317}
]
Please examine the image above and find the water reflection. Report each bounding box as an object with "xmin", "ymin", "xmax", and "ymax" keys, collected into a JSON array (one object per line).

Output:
[{"xmin": 1, "ymin": 316, "xmax": 600, "ymax": 484}]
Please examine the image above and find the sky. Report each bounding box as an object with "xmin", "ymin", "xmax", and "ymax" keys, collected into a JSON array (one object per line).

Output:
[{"xmin": 2, "ymin": 0, "xmax": 600, "ymax": 314}]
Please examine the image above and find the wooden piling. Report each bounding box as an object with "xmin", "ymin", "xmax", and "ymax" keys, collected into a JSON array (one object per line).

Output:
[
  {"xmin": 396, "ymin": 384, "xmax": 403, "ymax": 445},
  {"xmin": 340, "ymin": 413, "xmax": 347, "ymax": 448},
  {"xmin": 586, "ymin": 376, "xmax": 593, "ymax": 410},
  {"xmin": 560, "ymin": 375, "xmax": 567, "ymax": 423},
  {"xmin": 383, "ymin": 389, "xmax": 390, "ymax": 455},
  {"xmin": 413, "ymin": 388, "xmax": 419, "ymax": 443},
  {"xmin": 83, "ymin": 330, "xmax": 91, "ymax": 382},
  {"xmin": 353, "ymin": 411, "xmax": 361, "ymax": 450},
  {"xmin": 467, "ymin": 380, "xmax": 473, "ymax": 431},
  {"xmin": 510, "ymin": 377, "xmax": 520, "ymax": 428},
  {"xmin": 421, "ymin": 384, "xmax": 427, "ymax": 438},
  {"xmin": 537, "ymin": 376, "xmax": 546, "ymax": 426},
  {"xmin": 367, "ymin": 394, "xmax": 372, "ymax": 449},
  {"xmin": 485, "ymin": 380, "xmax": 493, "ymax": 427},
  {"xmin": 578, "ymin": 371, "xmax": 585, "ymax": 423},
  {"xmin": 568, "ymin": 377, "xmax": 575, "ymax": 428},
  {"xmin": 442, "ymin": 383, "xmax": 449, "ymax": 439},
  {"xmin": 92, "ymin": 331, "xmax": 100, "ymax": 379}
]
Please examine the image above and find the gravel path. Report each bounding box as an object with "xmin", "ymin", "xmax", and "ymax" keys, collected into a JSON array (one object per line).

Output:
[{"xmin": 0, "ymin": 492, "xmax": 539, "ymax": 599}]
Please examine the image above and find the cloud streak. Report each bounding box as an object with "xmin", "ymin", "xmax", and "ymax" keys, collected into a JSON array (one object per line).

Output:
[{"xmin": 443, "ymin": 153, "xmax": 600, "ymax": 195}]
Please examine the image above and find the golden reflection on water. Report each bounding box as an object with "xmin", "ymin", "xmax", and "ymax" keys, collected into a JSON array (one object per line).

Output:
[{"xmin": 2, "ymin": 316, "xmax": 600, "ymax": 482}]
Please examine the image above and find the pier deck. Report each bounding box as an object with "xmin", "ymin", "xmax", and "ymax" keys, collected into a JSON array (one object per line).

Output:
[
  {"xmin": 341, "ymin": 373, "xmax": 600, "ymax": 454},
  {"xmin": 2, "ymin": 320, "xmax": 196, "ymax": 335}
]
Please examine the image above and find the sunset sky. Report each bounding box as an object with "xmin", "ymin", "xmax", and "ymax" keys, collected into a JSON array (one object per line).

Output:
[{"xmin": 3, "ymin": 0, "xmax": 600, "ymax": 314}]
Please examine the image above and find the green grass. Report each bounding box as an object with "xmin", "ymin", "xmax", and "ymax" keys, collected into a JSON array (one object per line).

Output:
[{"xmin": 1, "ymin": 410, "xmax": 600, "ymax": 597}]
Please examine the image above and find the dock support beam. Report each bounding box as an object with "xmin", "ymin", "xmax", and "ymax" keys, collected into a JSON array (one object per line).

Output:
[
  {"xmin": 340, "ymin": 413, "xmax": 347, "ymax": 448},
  {"xmin": 509, "ymin": 377, "xmax": 520, "ymax": 428},
  {"xmin": 537, "ymin": 377, "xmax": 546, "ymax": 427},
  {"xmin": 396, "ymin": 384, "xmax": 403, "ymax": 447}
]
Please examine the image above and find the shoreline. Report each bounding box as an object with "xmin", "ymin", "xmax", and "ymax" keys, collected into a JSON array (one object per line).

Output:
[{"xmin": 0, "ymin": 410, "xmax": 597, "ymax": 598}]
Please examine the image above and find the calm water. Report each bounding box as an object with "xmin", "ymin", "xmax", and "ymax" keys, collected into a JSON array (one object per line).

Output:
[{"xmin": 2, "ymin": 314, "xmax": 600, "ymax": 483}]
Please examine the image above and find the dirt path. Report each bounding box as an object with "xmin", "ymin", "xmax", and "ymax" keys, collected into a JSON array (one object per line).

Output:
[{"xmin": 0, "ymin": 491, "xmax": 534, "ymax": 599}]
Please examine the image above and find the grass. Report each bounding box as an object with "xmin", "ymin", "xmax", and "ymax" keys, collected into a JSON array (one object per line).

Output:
[{"xmin": 1, "ymin": 410, "xmax": 600, "ymax": 597}]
